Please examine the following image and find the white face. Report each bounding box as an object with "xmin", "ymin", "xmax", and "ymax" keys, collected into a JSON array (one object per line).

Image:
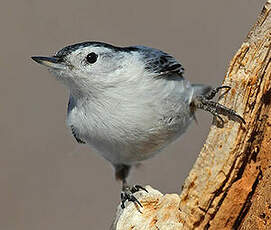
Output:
[
  {"xmin": 64, "ymin": 46, "xmax": 125, "ymax": 77},
  {"xmin": 48, "ymin": 45, "xmax": 145, "ymax": 92}
]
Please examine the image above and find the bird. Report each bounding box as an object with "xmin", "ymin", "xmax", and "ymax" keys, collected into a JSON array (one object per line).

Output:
[{"xmin": 32, "ymin": 41, "xmax": 245, "ymax": 208}]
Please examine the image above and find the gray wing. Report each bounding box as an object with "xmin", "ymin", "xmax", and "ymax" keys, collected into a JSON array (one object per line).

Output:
[
  {"xmin": 70, "ymin": 125, "xmax": 86, "ymax": 144},
  {"xmin": 137, "ymin": 46, "xmax": 185, "ymax": 78},
  {"xmin": 67, "ymin": 96, "xmax": 86, "ymax": 144}
]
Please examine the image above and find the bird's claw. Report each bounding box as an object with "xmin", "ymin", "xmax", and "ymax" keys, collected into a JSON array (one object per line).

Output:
[
  {"xmin": 131, "ymin": 185, "xmax": 149, "ymax": 193},
  {"xmin": 193, "ymin": 85, "xmax": 246, "ymax": 126},
  {"xmin": 121, "ymin": 185, "xmax": 148, "ymax": 209}
]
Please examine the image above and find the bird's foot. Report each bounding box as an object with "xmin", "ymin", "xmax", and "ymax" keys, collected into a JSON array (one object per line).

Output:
[
  {"xmin": 192, "ymin": 86, "xmax": 246, "ymax": 126},
  {"xmin": 121, "ymin": 185, "xmax": 148, "ymax": 209}
]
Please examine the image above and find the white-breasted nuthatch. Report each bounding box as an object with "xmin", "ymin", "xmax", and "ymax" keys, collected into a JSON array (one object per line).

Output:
[{"xmin": 32, "ymin": 41, "xmax": 245, "ymax": 208}]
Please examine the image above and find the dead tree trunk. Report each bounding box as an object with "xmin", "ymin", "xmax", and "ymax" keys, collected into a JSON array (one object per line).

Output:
[{"xmin": 111, "ymin": 1, "xmax": 271, "ymax": 229}]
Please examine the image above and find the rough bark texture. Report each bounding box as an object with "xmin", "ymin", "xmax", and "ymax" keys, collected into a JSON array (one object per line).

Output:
[{"xmin": 112, "ymin": 1, "xmax": 271, "ymax": 229}]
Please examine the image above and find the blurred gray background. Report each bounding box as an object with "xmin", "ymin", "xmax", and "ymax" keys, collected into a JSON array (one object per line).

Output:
[{"xmin": 0, "ymin": 0, "xmax": 265, "ymax": 229}]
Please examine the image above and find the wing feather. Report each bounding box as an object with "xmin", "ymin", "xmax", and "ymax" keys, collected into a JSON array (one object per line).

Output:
[
  {"xmin": 136, "ymin": 46, "xmax": 185, "ymax": 78},
  {"xmin": 67, "ymin": 96, "xmax": 86, "ymax": 144}
]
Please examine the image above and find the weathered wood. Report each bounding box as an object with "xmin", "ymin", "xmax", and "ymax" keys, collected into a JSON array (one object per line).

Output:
[
  {"xmin": 111, "ymin": 186, "xmax": 184, "ymax": 230},
  {"xmin": 112, "ymin": 1, "xmax": 271, "ymax": 229}
]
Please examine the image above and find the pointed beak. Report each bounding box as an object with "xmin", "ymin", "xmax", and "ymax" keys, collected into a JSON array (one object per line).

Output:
[{"xmin": 31, "ymin": 56, "xmax": 66, "ymax": 70}]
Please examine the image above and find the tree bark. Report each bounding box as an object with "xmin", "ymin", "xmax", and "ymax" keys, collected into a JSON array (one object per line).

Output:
[{"xmin": 111, "ymin": 1, "xmax": 271, "ymax": 229}]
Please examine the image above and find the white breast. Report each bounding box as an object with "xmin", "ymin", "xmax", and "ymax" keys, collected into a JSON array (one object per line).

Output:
[{"xmin": 67, "ymin": 77, "xmax": 194, "ymax": 166}]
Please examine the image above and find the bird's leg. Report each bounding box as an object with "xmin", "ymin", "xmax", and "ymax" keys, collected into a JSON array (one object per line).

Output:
[
  {"xmin": 115, "ymin": 164, "xmax": 148, "ymax": 209},
  {"xmin": 192, "ymin": 86, "xmax": 246, "ymax": 125}
]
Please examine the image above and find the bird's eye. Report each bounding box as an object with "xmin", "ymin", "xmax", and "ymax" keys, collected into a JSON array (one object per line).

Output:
[{"xmin": 86, "ymin": 52, "xmax": 98, "ymax": 64}]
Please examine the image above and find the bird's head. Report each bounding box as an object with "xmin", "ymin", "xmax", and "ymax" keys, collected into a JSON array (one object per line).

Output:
[
  {"xmin": 32, "ymin": 41, "xmax": 185, "ymax": 98},
  {"xmin": 32, "ymin": 41, "xmax": 148, "ymax": 96}
]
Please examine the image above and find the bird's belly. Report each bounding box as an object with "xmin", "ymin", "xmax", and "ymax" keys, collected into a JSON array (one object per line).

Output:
[
  {"xmin": 67, "ymin": 79, "xmax": 194, "ymax": 165},
  {"xmin": 76, "ymin": 108, "xmax": 193, "ymax": 166}
]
